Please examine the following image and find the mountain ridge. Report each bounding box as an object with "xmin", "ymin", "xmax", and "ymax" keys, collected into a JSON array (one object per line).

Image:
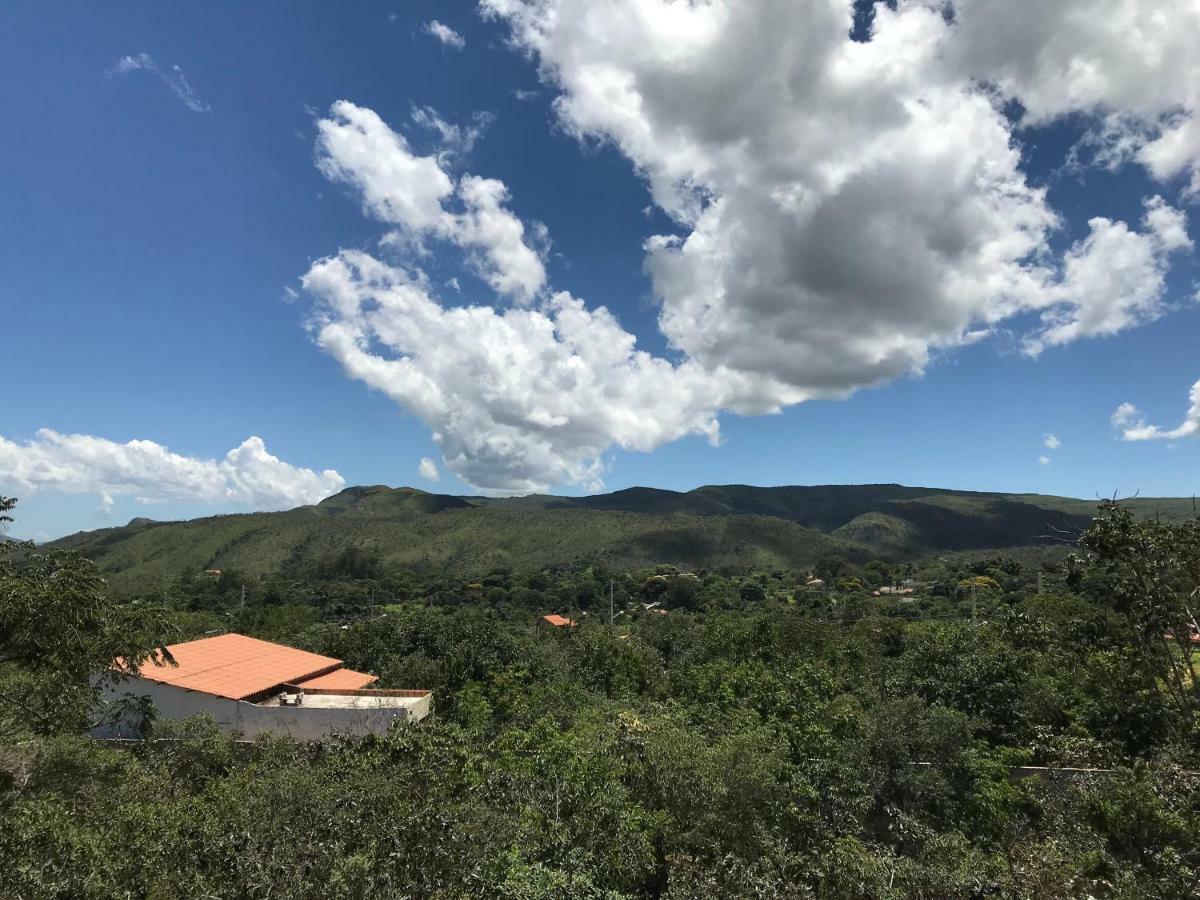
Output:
[{"xmin": 45, "ymin": 482, "xmax": 1198, "ymax": 594}]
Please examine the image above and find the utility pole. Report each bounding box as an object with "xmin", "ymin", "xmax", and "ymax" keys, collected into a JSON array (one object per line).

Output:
[
  {"xmin": 971, "ymin": 579, "xmax": 977, "ymax": 626},
  {"xmin": 609, "ymin": 579, "xmax": 615, "ymax": 629}
]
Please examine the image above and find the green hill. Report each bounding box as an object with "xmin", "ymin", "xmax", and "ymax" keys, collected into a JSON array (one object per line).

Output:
[{"xmin": 47, "ymin": 483, "xmax": 1198, "ymax": 594}]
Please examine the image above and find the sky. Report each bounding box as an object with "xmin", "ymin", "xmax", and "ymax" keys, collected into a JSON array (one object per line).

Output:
[{"xmin": 2, "ymin": 0, "xmax": 1200, "ymax": 540}]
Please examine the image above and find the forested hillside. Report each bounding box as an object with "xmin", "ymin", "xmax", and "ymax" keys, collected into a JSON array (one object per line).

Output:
[
  {"xmin": 47, "ymin": 483, "xmax": 1198, "ymax": 595},
  {"xmin": 3, "ymin": 493, "xmax": 1200, "ymax": 897}
]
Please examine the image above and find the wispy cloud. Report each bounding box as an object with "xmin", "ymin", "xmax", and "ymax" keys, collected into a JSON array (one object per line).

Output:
[
  {"xmin": 1043, "ymin": 433, "xmax": 1061, "ymax": 450},
  {"xmin": 108, "ymin": 52, "xmax": 211, "ymax": 113},
  {"xmin": 1038, "ymin": 455, "xmax": 1051, "ymax": 465},
  {"xmin": 424, "ymin": 20, "xmax": 465, "ymax": 49},
  {"xmin": 410, "ymin": 105, "xmax": 492, "ymax": 161}
]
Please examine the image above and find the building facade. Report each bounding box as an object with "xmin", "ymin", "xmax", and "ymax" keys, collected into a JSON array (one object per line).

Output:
[{"xmin": 96, "ymin": 633, "xmax": 431, "ymax": 741}]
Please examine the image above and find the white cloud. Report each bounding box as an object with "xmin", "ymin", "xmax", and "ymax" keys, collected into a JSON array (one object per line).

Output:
[
  {"xmin": 483, "ymin": 0, "xmax": 1195, "ymax": 408},
  {"xmin": 1043, "ymin": 433, "xmax": 1061, "ymax": 450},
  {"xmin": 316, "ymin": 101, "xmax": 546, "ymax": 302},
  {"xmin": 1116, "ymin": 379, "xmax": 1200, "ymax": 441},
  {"xmin": 1038, "ymin": 456, "xmax": 1051, "ymax": 465},
  {"xmin": 303, "ymin": 251, "xmax": 723, "ymax": 493},
  {"xmin": 455, "ymin": 176, "xmax": 548, "ymax": 301},
  {"xmin": 299, "ymin": 0, "xmax": 1200, "ymax": 494},
  {"xmin": 940, "ymin": 0, "xmax": 1200, "ymax": 194},
  {"xmin": 411, "ymin": 106, "xmax": 492, "ymax": 161},
  {"xmin": 1023, "ymin": 197, "xmax": 1191, "ymax": 354},
  {"xmin": 0, "ymin": 430, "xmax": 344, "ymax": 511},
  {"xmin": 418, "ymin": 457, "xmax": 441, "ymax": 482},
  {"xmin": 1111, "ymin": 402, "xmax": 1141, "ymax": 429},
  {"xmin": 424, "ymin": 20, "xmax": 466, "ymax": 49},
  {"xmin": 108, "ymin": 52, "xmax": 210, "ymax": 113},
  {"xmin": 317, "ymin": 101, "xmax": 455, "ymax": 236}
]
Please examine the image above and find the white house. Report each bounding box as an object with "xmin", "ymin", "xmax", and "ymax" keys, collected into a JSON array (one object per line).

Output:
[{"xmin": 96, "ymin": 633, "xmax": 431, "ymax": 741}]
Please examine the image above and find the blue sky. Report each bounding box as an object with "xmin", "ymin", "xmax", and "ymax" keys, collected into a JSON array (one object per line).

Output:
[{"xmin": 2, "ymin": 0, "xmax": 1199, "ymax": 539}]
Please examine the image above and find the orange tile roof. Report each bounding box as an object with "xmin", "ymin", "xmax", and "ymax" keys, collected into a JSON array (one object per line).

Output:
[
  {"xmin": 541, "ymin": 614, "xmax": 576, "ymax": 627},
  {"xmin": 128, "ymin": 633, "xmax": 350, "ymax": 701},
  {"xmin": 293, "ymin": 668, "xmax": 378, "ymax": 690}
]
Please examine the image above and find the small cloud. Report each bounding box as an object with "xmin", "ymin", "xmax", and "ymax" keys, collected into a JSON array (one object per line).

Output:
[
  {"xmin": 98, "ymin": 491, "xmax": 115, "ymax": 516},
  {"xmin": 513, "ymin": 89, "xmax": 538, "ymax": 102},
  {"xmin": 418, "ymin": 457, "xmax": 440, "ymax": 482},
  {"xmin": 107, "ymin": 52, "xmax": 210, "ymax": 113},
  {"xmin": 445, "ymin": 277, "xmax": 461, "ymax": 292},
  {"xmin": 1111, "ymin": 402, "xmax": 1140, "ymax": 428},
  {"xmin": 1038, "ymin": 455, "xmax": 1051, "ymax": 465},
  {"xmin": 282, "ymin": 285, "xmax": 299, "ymax": 304},
  {"xmin": 424, "ymin": 20, "xmax": 465, "ymax": 49},
  {"xmin": 1114, "ymin": 379, "xmax": 1200, "ymax": 441},
  {"xmin": 410, "ymin": 106, "xmax": 491, "ymax": 161},
  {"xmin": 1043, "ymin": 433, "xmax": 1061, "ymax": 450}
]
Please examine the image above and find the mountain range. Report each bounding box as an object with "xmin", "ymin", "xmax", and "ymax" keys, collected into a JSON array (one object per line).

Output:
[{"xmin": 49, "ymin": 483, "xmax": 1197, "ymax": 593}]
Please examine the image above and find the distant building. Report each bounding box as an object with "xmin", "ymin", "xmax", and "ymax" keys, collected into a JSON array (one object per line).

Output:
[
  {"xmin": 539, "ymin": 614, "xmax": 577, "ymax": 630},
  {"xmin": 96, "ymin": 633, "xmax": 431, "ymax": 741},
  {"xmin": 1165, "ymin": 627, "xmax": 1200, "ymax": 644}
]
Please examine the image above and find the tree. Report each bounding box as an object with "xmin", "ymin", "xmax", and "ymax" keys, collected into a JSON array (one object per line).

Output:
[
  {"xmin": 1079, "ymin": 501, "xmax": 1200, "ymax": 724},
  {"xmin": 0, "ymin": 497, "xmax": 174, "ymax": 735}
]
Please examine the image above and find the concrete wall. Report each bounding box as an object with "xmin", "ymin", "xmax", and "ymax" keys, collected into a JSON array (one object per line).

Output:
[
  {"xmin": 234, "ymin": 701, "xmax": 414, "ymax": 741},
  {"xmin": 96, "ymin": 676, "xmax": 425, "ymax": 741},
  {"xmin": 95, "ymin": 676, "xmax": 240, "ymax": 737}
]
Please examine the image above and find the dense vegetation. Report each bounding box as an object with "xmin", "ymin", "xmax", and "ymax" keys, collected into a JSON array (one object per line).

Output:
[
  {"xmin": 3, "ymin": 494, "xmax": 1200, "ymax": 897},
  {"xmin": 47, "ymin": 483, "xmax": 1200, "ymax": 595}
]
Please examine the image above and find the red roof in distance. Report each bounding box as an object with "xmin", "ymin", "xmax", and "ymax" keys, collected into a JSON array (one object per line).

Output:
[{"xmin": 541, "ymin": 614, "xmax": 576, "ymax": 627}]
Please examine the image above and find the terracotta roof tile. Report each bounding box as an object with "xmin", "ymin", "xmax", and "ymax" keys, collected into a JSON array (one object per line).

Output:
[
  {"xmin": 129, "ymin": 633, "xmax": 348, "ymax": 701},
  {"xmin": 293, "ymin": 668, "xmax": 378, "ymax": 690},
  {"xmin": 541, "ymin": 614, "xmax": 576, "ymax": 627}
]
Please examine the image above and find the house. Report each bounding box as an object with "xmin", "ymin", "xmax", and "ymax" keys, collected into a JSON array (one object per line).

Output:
[
  {"xmin": 96, "ymin": 633, "xmax": 431, "ymax": 741},
  {"xmin": 539, "ymin": 614, "xmax": 577, "ymax": 629}
]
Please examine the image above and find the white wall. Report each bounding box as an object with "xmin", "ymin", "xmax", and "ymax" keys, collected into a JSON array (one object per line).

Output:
[
  {"xmin": 95, "ymin": 676, "xmax": 239, "ymax": 737},
  {"xmin": 235, "ymin": 701, "xmax": 417, "ymax": 741},
  {"xmin": 95, "ymin": 676, "xmax": 428, "ymax": 741}
]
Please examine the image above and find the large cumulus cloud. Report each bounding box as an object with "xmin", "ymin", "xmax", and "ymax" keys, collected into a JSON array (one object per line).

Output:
[{"xmin": 304, "ymin": 0, "xmax": 1199, "ymax": 493}]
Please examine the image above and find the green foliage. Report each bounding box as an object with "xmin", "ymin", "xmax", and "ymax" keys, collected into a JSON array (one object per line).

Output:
[
  {"xmin": 1, "ymin": 497, "xmax": 1199, "ymax": 897},
  {"xmin": 47, "ymin": 483, "xmax": 1200, "ymax": 595},
  {"xmin": 1, "ymin": 523, "xmax": 174, "ymax": 736},
  {"xmin": 1079, "ymin": 501, "xmax": 1200, "ymax": 724}
]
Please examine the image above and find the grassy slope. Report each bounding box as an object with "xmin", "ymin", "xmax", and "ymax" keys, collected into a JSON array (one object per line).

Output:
[{"xmin": 49, "ymin": 484, "xmax": 1198, "ymax": 594}]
